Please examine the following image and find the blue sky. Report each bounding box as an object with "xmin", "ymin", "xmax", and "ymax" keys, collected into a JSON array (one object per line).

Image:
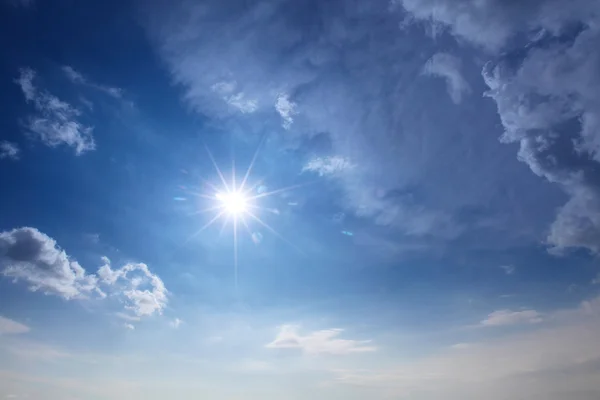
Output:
[{"xmin": 1, "ymin": 0, "xmax": 600, "ymax": 399}]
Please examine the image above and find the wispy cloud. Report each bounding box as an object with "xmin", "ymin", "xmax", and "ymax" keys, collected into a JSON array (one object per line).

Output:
[
  {"xmin": 0, "ymin": 316, "xmax": 29, "ymax": 335},
  {"xmin": 500, "ymin": 264, "xmax": 515, "ymax": 275},
  {"xmin": 302, "ymin": 156, "xmax": 354, "ymax": 177},
  {"xmin": 61, "ymin": 65, "xmax": 123, "ymax": 98},
  {"xmin": 15, "ymin": 68, "xmax": 95, "ymax": 155},
  {"xmin": 266, "ymin": 325, "xmax": 376, "ymax": 355},
  {"xmin": 422, "ymin": 52, "xmax": 471, "ymax": 104},
  {"xmin": 0, "ymin": 141, "xmax": 20, "ymax": 160},
  {"xmin": 275, "ymin": 93, "xmax": 297, "ymax": 129},
  {"xmin": 480, "ymin": 309, "xmax": 543, "ymax": 327}
]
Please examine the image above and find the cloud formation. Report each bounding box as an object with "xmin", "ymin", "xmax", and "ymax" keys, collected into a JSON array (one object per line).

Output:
[
  {"xmin": 0, "ymin": 316, "xmax": 30, "ymax": 335},
  {"xmin": 266, "ymin": 325, "xmax": 376, "ymax": 355},
  {"xmin": 422, "ymin": 52, "xmax": 470, "ymax": 104},
  {"xmin": 61, "ymin": 65, "xmax": 123, "ymax": 98},
  {"xmin": 0, "ymin": 227, "xmax": 167, "ymax": 318},
  {"xmin": 15, "ymin": 68, "xmax": 95, "ymax": 155},
  {"xmin": 480, "ymin": 309, "xmax": 543, "ymax": 327},
  {"xmin": 0, "ymin": 141, "xmax": 20, "ymax": 160}
]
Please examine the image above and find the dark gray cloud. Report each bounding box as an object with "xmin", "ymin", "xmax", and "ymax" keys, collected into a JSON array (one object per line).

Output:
[{"xmin": 144, "ymin": 0, "xmax": 561, "ymax": 253}]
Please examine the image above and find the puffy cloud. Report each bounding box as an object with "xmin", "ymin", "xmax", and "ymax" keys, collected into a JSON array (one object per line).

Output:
[
  {"xmin": 0, "ymin": 316, "xmax": 30, "ymax": 335},
  {"xmin": 480, "ymin": 309, "xmax": 543, "ymax": 327},
  {"xmin": 97, "ymin": 257, "xmax": 168, "ymax": 317},
  {"xmin": 266, "ymin": 325, "xmax": 376, "ymax": 355},
  {"xmin": 0, "ymin": 227, "xmax": 99, "ymax": 299},
  {"xmin": 397, "ymin": 0, "xmax": 600, "ymax": 52},
  {"xmin": 0, "ymin": 141, "xmax": 20, "ymax": 160},
  {"xmin": 0, "ymin": 227, "xmax": 167, "ymax": 317},
  {"xmin": 275, "ymin": 93, "xmax": 297, "ymax": 129},
  {"xmin": 15, "ymin": 68, "xmax": 95, "ymax": 155},
  {"xmin": 422, "ymin": 52, "xmax": 470, "ymax": 104}
]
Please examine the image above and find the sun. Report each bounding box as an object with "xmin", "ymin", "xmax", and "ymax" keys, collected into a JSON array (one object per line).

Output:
[{"xmin": 215, "ymin": 191, "xmax": 249, "ymax": 215}]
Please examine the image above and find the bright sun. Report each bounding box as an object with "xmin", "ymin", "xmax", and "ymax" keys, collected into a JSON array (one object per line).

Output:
[{"xmin": 216, "ymin": 191, "xmax": 248, "ymax": 215}]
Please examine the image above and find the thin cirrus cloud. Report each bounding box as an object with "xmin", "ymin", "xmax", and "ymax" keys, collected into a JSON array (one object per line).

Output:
[
  {"xmin": 480, "ymin": 309, "xmax": 543, "ymax": 327},
  {"xmin": 15, "ymin": 67, "xmax": 95, "ymax": 155},
  {"xmin": 266, "ymin": 325, "xmax": 376, "ymax": 355},
  {"xmin": 61, "ymin": 65, "xmax": 123, "ymax": 99},
  {"xmin": 0, "ymin": 227, "xmax": 167, "ymax": 320},
  {"xmin": 0, "ymin": 316, "xmax": 30, "ymax": 335},
  {"xmin": 422, "ymin": 52, "xmax": 471, "ymax": 104}
]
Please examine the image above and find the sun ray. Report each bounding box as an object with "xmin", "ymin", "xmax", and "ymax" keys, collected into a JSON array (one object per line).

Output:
[
  {"xmin": 239, "ymin": 134, "xmax": 267, "ymax": 192},
  {"xmin": 248, "ymin": 181, "xmax": 314, "ymax": 201},
  {"xmin": 183, "ymin": 209, "xmax": 227, "ymax": 245},
  {"xmin": 233, "ymin": 216, "xmax": 239, "ymax": 289},
  {"xmin": 187, "ymin": 204, "xmax": 225, "ymax": 217},
  {"xmin": 205, "ymin": 145, "xmax": 231, "ymax": 192},
  {"xmin": 246, "ymin": 210, "xmax": 304, "ymax": 255}
]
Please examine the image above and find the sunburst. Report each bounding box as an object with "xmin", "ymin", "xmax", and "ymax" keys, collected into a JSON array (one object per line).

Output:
[{"xmin": 184, "ymin": 141, "xmax": 304, "ymax": 290}]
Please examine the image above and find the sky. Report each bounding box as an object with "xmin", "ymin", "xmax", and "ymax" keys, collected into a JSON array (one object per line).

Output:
[{"xmin": 1, "ymin": 0, "xmax": 600, "ymax": 399}]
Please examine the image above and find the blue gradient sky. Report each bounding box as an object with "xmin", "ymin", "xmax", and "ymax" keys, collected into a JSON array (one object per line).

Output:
[{"xmin": 1, "ymin": 1, "xmax": 600, "ymax": 399}]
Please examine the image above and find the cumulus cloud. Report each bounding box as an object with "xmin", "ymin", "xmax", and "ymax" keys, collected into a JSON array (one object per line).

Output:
[
  {"xmin": 0, "ymin": 141, "xmax": 20, "ymax": 160},
  {"xmin": 266, "ymin": 325, "xmax": 376, "ymax": 355},
  {"xmin": 0, "ymin": 227, "xmax": 167, "ymax": 317},
  {"xmin": 146, "ymin": 0, "xmax": 520, "ymax": 244},
  {"xmin": 61, "ymin": 65, "xmax": 123, "ymax": 98},
  {"xmin": 480, "ymin": 309, "xmax": 543, "ymax": 327},
  {"xmin": 0, "ymin": 316, "xmax": 30, "ymax": 335},
  {"xmin": 15, "ymin": 68, "xmax": 95, "ymax": 155},
  {"xmin": 422, "ymin": 52, "xmax": 470, "ymax": 104},
  {"xmin": 97, "ymin": 257, "xmax": 167, "ymax": 317},
  {"xmin": 0, "ymin": 227, "xmax": 100, "ymax": 299}
]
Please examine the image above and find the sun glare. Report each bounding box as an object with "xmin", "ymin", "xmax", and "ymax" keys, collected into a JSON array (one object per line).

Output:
[{"xmin": 216, "ymin": 191, "xmax": 248, "ymax": 215}]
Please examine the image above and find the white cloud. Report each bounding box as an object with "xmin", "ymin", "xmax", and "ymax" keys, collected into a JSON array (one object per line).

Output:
[
  {"xmin": 275, "ymin": 93, "xmax": 297, "ymax": 129},
  {"xmin": 169, "ymin": 318, "xmax": 183, "ymax": 328},
  {"xmin": 0, "ymin": 141, "xmax": 20, "ymax": 160},
  {"xmin": 266, "ymin": 325, "xmax": 376, "ymax": 355},
  {"xmin": 500, "ymin": 264, "xmax": 515, "ymax": 275},
  {"xmin": 0, "ymin": 227, "xmax": 167, "ymax": 318},
  {"xmin": 0, "ymin": 227, "xmax": 99, "ymax": 299},
  {"xmin": 98, "ymin": 257, "xmax": 168, "ymax": 317},
  {"xmin": 124, "ymin": 323, "xmax": 135, "ymax": 330},
  {"xmin": 0, "ymin": 316, "xmax": 30, "ymax": 335},
  {"xmin": 302, "ymin": 156, "xmax": 354, "ymax": 177},
  {"xmin": 61, "ymin": 65, "xmax": 123, "ymax": 98},
  {"xmin": 15, "ymin": 68, "xmax": 95, "ymax": 155},
  {"xmin": 331, "ymin": 296, "xmax": 600, "ymax": 400},
  {"xmin": 480, "ymin": 309, "xmax": 543, "ymax": 327},
  {"xmin": 210, "ymin": 81, "xmax": 258, "ymax": 113},
  {"xmin": 422, "ymin": 52, "xmax": 471, "ymax": 104}
]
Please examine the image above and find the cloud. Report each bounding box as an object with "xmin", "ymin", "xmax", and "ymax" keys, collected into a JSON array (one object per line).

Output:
[
  {"xmin": 302, "ymin": 156, "xmax": 354, "ymax": 176},
  {"xmin": 97, "ymin": 257, "xmax": 168, "ymax": 317},
  {"xmin": 331, "ymin": 296, "xmax": 600, "ymax": 400},
  {"xmin": 124, "ymin": 324, "xmax": 135, "ymax": 330},
  {"xmin": 0, "ymin": 316, "xmax": 29, "ymax": 335},
  {"xmin": 592, "ymin": 273, "xmax": 600, "ymax": 285},
  {"xmin": 61, "ymin": 65, "xmax": 123, "ymax": 98},
  {"xmin": 275, "ymin": 93, "xmax": 297, "ymax": 129},
  {"xmin": 480, "ymin": 309, "xmax": 543, "ymax": 327},
  {"xmin": 500, "ymin": 264, "xmax": 515, "ymax": 275},
  {"xmin": 15, "ymin": 68, "xmax": 95, "ymax": 155},
  {"xmin": 210, "ymin": 81, "xmax": 258, "ymax": 114},
  {"xmin": 0, "ymin": 227, "xmax": 100, "ymax": 299},
  {"xmin": 422, "ymin": 52, "xmax": 470, "ymax": 104},
  {"xmin": 169, "ymin": 318, "xmax": 183, "ymax": 328},
  {"xmin": 0, "ymin": 141, "xmax": 20, "ymax": 160},
  {"xmin": 266, "ymin": 325, "xmax": 376, "ymax": 355},
  {"xmin": 0, "ymin": 227, "xmax": 167, "ymax": 317}
]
